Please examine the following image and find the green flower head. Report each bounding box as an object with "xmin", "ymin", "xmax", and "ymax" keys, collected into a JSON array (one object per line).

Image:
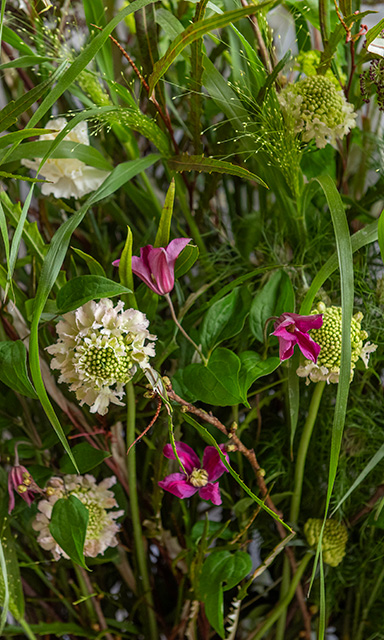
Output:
[
  {"xmin": 297, "ymin": 302, "xmax": 376, "ymax": 384},
  {"xmin": 304, "ymin": 518, "xmax": 348, "ymax": 567}
]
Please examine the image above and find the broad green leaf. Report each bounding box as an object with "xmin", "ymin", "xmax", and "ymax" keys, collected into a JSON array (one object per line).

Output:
[
  {"xmin": 0, "ymin": 341, "xmax": 37, "ymax": 399},
  {"xmin": 60, "ymin": 442, "xmax": 111, "ymax": 474},
  {"xmin": 56, "ymin": 275, "xmax": 131, "ymax": 313},
  {"xmin": 71, "ymin": 248, "xmax": 106, "ymax": 277},
  {"xmin": 168, "ymin": 154, "xmax": 268, "ymax": 188},
  {"xmin": 148, "ymin": 1, "xmax": 275, "ymax": 94},
  {"xmin": 200, "ymin": 550, "xmax": 252, "ymax": 638},
  {"xmin": 378, "ymin": 209, "xmax": 384, "ymax": 265},
  {"xmin": 200, "ymin": 288, "xmax": 250, "ymax": 352},
  {"xmin": 0, "ymin": 518, "xmax": 25, "ymax": 620},
  {"xmin": 2, "ymin": 25, "xmax": 33, "ymax": 55},
  {"xmin": 238, "ymin": 352, "xmax": 280, "ymax": 400},
  {"xmin": 249, "ymin": 270, "xmax": 294, "ymax": 342},
  {"xmin": 154, "ymin": 179, "xmax": 175, "ymax": 248},
  {"xmin": 50, "ymin": 496, "xmax": 89, "ymax": 569},
  {"xmin": 174, "ymin": 244, "xmax": 199, "ymax": 278},
  {"xmin": 183, "ymin": 348, "xmax": 242, "ymax": 406},
  {"xmin": 190, "ymin": 520, "xmax": 232, "ymax": 545}
]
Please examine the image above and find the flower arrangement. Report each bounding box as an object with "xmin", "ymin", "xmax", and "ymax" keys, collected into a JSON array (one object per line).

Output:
[{"xmin": 0, "ymin": 3, "xmax": 383, "ymax": 640}]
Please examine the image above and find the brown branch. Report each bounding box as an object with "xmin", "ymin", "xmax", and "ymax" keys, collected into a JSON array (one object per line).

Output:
[{"xmin": 349, "ymin": 484, "xmax": 384, "ymax": 527}]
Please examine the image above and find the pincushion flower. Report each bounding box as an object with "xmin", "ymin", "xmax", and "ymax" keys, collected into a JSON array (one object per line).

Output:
[
  {"xmin": 272, "ymin": 312, "xmax": 323, "ymax": 362},
  {"xmin": 113, "ymin": 238, "xmax": 191, "ymax": 296},
  {"xmin": 8, "ymin": 464, "xmax": 41, "ymax": 513},
  {"xmin": 22, "ymin": 118, "xmax": 110, "ymax": 198},
  {"xmin": 296, "ymin": 302, "xmax": 377, "ymax": 384},
  {"xmin": 32, "ymin": 475, "xmax": 124, "ymax": 560},
  {"xmin": 46, "ymin": 299, "xmax": 156, "ymax": 415},
  {"xmin": 158, "ymin": 442, "xmax": 229, "ymax": 506},
  {"xmin": 278, "ymin": 76, "xmax": 356, "ymax": 148},
  {"xmin": 304, "ymin": 518, "xmax": 348, "ymax": 567}
]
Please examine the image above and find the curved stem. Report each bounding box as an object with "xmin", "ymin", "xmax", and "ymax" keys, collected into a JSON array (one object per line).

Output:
[
  {"xmin": 18, "ymin": 618, "xmax": 38, "ymax": 640},
  {"xmin": 165, "ymin": 294, "xmax": 207, "ymax": 365},
  {"xmin": 126, "ymin": 382, "xmax": 158, "ymax": 640}
]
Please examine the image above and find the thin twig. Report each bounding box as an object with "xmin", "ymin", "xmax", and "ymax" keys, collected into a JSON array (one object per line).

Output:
[
  {"xmin": 240, "ymin": 0, "xmax": 273, "ymax": 75},
  {"xmin": 79, "ymin": 568, "xmax": 114, "ymax": 640}
]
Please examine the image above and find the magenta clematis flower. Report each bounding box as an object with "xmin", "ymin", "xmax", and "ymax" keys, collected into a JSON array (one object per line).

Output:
[
  {"xmin": 158, "ymin": 441, "xmax": 229, "ymax": 506},
  {"xmin": 113, "ymin": 238, "xmax": 191, "ymax": 296},
  {"xmin": 8, "ymin": 464, "xmax": 40, "ymax": 513},
  {"xmin": 272, "ymin": 312, "xmax": 323, "ymax": 362}
]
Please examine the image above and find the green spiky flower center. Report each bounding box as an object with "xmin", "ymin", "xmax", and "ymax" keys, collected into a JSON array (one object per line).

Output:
[
  {"xmin": 83, "ymin": 345, "xmax": 133, "ymax": 382},
  {"xmin": 304, "ymin": 518, "xmax": 348, "ymax": 567},
  {"xmin": 295, "ymin": 76, "xmax": 345, "ymax": 127}
]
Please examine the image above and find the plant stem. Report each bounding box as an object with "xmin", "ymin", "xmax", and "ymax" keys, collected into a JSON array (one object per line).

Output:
[
  {"xmin": 126, "ymin": 382, "xmax": 158, "ymax": 640},
  {"xmin": 356, "ymin": 563, "xmax": 384, "ymax": 640},
  {"xmin": 248, "ymin": 553, "xmax": 312, "ymax": 640},
  {"xmin": 18, "ymin": 618, "xmax": 38, "ymax": 640},
  {"xmin": 165, "ymin": 293, "xmax": 207, "ymax": 364}
]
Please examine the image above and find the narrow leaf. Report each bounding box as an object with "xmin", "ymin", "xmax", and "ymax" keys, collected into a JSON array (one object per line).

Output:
[
  {"xmin": 0, "ymin": 341, "xmax": 37, "ymax": 399},
  {"xmin": 154, "ymin": 179, "xmax": 175, "ymax": 248},
  {"xmin": 168, "ymin": 154, "xmax": 268, "ymax": 188}
]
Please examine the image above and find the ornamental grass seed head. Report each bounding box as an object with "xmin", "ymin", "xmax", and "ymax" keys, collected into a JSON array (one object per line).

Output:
[
  {"xmin": 113, "ymin": 238, "xmax": 191, "ymax": 296},
  {"xmin": 272, "ymin": 312, "xmax": 323, "ymax": 362},
  {"xmin": 304, "ymin": 518, "xmax": 348, "ymax": 567},
  {"xmin": 22, "ymin": 118, "xmax": 110, "ymax": 199},
  {"xmin": 158, "ymin": 441, "xmax": 229, "ymax": 506},
  {"xmin": 278, "ymin": 75, "xmax": 356, "ymax": 148},
  {"xmin": 296, "ymin": 302, "xmax": 377, "ymax": 384},
  {"xmin": 47, "ymin": 299, "xmax": 156, "ymax": 415},
  {"xmin": 32, "ymin": 475, "xmax": 124, "ymax": 560}
]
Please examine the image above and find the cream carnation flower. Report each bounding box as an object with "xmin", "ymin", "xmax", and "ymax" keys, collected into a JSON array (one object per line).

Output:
[
  {"xmin": 278, "ymin": 76, "xmax": 356, "ymax": 148},
  {"xmin": 47, "ymin": 298, "xmax": 157, "ymax": 415},
  {"xmin": 22, "ymin": 118, "xmax": 110, "ymax": 199},
  {"xmin": 32, "ymin": 474, "xmax": 124, "ymax": 560},
  {"xmin": 297, "ymin": 302, "xmax": 377, "ymax": 384}
]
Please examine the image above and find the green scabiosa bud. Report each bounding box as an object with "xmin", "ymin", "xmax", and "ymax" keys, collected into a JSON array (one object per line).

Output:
[
  {"xmin": 296, "ymin": 302, "xmax": 376, "ymax": 384},
  {"xmin": 278, "ymin": 75, "xmax": 356, "ymax": 148},
  {"xmin": 304, "ymin": 518, "xmax": 348, "ymax": 567}
]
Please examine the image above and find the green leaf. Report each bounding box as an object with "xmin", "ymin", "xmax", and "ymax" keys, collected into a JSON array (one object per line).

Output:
[
  {"xmin": 0, "ymin": 55, "xmax": 54, "ymax": 70},
  {"xmin": 200, "ymin": 287, "xmax": 250, "ymax": 352},
  {"xmin": 366, "ymin": 18, "xmax": 384, "ymax": 46},
  {"xmin": 174, "ymin": 244, "xmax": 199, "ymax": 278},
  {"xmin": 200, "ymin": 550, "xmax": 252, "ymax": 638},
  {"xmin": 49, "ymin": 496, "xmax": 89, "ymax": 569},
  {"xmin": 148, "ymin": 1, "xmax": 275, "ymax": 94},
  {"xmin": 0, "ymin": 518, "xmax": 25, "ymax": 621},
  {"xmin": 249, "ymin": 270, "xmax": 294, "ymax": 342},
  {"xmin": 3, "ymin": 622, "xmax": 97, "ymax": 638},
  {"xmin": 183, "ymin": 348, "xmax": 242, "ymax": 406},
  {"xmin": 154, "ymin": 179, "xmax": 175, "ymax": 248},
  {"xmin": 56, "ymin": 275, "xmax": 131, "ymax": 313},
  {"xmin": 168, "ymin": 154, "xmax": 268, "ymax": 188},
  {"xmin": 0, "ymin": 129, "xmax": 53, "ymax": 150},
  {"xmin": 0, "ymin": 140, "xmax": 112, "ymax": 172},
  {"xmin": 378, "ymin": 208, "xmax": 384, "ymax": 265},
  {"xmin": 0, "ymin": 341, "xmax": 37, "ymax": 399},
  {"xmin": 60, "ymin": 442, "xmax": 111, "ymax": 474},
  {"xmin": 319, "ymin": 11, "xmax": 375, "ymax": 73},
  {"xmin": 71, "ymin": 248, "xmax": 106, "ymax": 277},
  {"xmin": 191, "ymin": 520, "xmax": 232, "ymax": 545},
  {"xmin": 238, "ymin": 352, "xmax": 280, "ymax": 399},
  {"xmin": 190, "ymin": 0, "xmax": 209, "ymax": 154},
  {"xmin": 0, "ymin": 170, "xmax": 46, "ymax": 183}
]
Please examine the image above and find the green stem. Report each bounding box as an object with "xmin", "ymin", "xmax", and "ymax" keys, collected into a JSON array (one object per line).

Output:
[
  {"xmin": 165, "ymin": 294, "xmax": 208, "ymax": 365},
  {"xmin": 290, "ymin": 380, "xmax": 326, "ymax": 526},
  {"xmin": 19, "ymin": 618, "xmax": 38, "ymax": 640},
  {"xmin": 126, "ymin": 382, "xmax": 158, "ymax": 640},
  {"xmin": 356, "ymin": 563, "xmax": 384, "ymax": 640},
  {"xmin": 276, "ymin": 380, "xmax": 326, "ymax": 640},
  {"xmin": 249, "ymin": 553, "xmax": 312, "ymax": 640}
]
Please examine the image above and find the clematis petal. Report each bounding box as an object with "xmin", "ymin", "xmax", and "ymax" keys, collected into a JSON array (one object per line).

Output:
[
  {"xmin": 163, "ymin": 442, "xmax": 201, "ymax": 474},
  {"xmin": 278, "ymin": 336, "xmax": 296, "ymax": 361},
  {"xmin": 164, "ymin": 238, "xmax": 191, "ymax": 264},
  {"xmin": 294, "ymin": 330, "xmax": 321, "ymax": 363},
  {"xmin": 147, "ymin": 248, "xmax": 174, "ymax": 294},
  {"xmin": 202, "ymin": 445, "xmax": 229, "ymax": 482},
  {"xmin": 158, "ymin": 473, "xmax": 198, "ymax": 499},
  {"xmin": 199, "ymin": 482, "xmax": 222, "ymax": 505},
  {"xmin": 289, "ymin": 313, "xmax": 323, "ymax": 332}
]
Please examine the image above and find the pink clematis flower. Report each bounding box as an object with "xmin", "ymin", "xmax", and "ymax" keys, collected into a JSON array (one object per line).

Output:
[
  {"xmin": 158, "ymin": 441, "xmax": 229, "ymax": 506},
  {"xmin": 113, "ymin": 238, "xmax": 191, "ymax": 296},
  {"xmin": 272, "ymin": 312, "xmax": 323, "ymax": 362},
  {"xmin": 8, "ymin": 464, "xmax": 41, "ymax": 513}
]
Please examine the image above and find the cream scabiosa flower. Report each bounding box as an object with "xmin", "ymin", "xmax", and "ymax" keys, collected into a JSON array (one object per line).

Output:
[
  {"xmin": 278, "ymin": 76, "xmax": 356, "ymax": 148},
  {"xmin": 46, "ymin": 299, "xmax": 156, "ymax": 415},
  {"xmin": 22, "ymin": 118, "xmax": 110, "ymax": 199},
  {"xmin": 296, "ymin": 302, "xmax": 377, "ymax": 384},
  {"xmin": 32, "ymin": 475, "xmax": 124, "ymax": 560}
]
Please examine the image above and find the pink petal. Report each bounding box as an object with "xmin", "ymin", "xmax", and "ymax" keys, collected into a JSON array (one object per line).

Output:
[
  {"xmin": 132, "ymin": 253, "xmax": 162, "ymax": 295},
  {"xmin": 199, "ymin": 482, "xmax": 222, "ymax": 505},
  {"xmin": 112, "ymin": 258, "xmax": 120, "ymax": 267},
  {"xmin": 295, "ymin": 331, "xmax": 321, "ymax": 363},
  {"xmin": 289, "ymin": 313, "xmax": 323, "ymax": 332},
  {"xmin": 8, "ymin": 474, "xmax": 15, "ymax": 513},
  {"xmin": 202, "ymin": 445, "xmax": 229, "ymax": 482},
  {"xmin": 278, "ymin": 336, "xmax": 296, "ymax": 361},
  {"xmin": 164, "ymin": 238, "xmax": 191, "ymax": 264},
  {"xmin": 147, "ymin": 248, "xmax": 174, "ymax": 294},
  {"xmin": 163, "ymin": 442, "xmax": 201, "ymax": 474},
  {"xmin": 158, "ymin": 473, "xmax": 198, "ymax": 499}
]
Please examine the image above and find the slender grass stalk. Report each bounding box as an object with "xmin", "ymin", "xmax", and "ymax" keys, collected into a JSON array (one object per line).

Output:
[
  {"xmin": 126, "ymin": 381, "xmax": 158, "ymax": 640},
  {"xmin": 18, "ymin": 618, "xmax": 38, "ymax": 640},
  {"xmin": 356, "ymin": 564, "xmax": 384, "ymax": 640}
]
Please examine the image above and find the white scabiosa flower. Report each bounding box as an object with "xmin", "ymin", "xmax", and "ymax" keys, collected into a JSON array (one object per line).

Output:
[
  {"xmin": 22, "ymin": 118, "xmax": 110, "ymax": 199},
  {"xmin": 32, "ymin": 475, "xmax": 124, "ymax": 560},
  {"xmin": 46, "ymin": 298, "xmax": 157, "ymax": 415},
  {"xmin": 296, "ymin": 302, "xmax": 377, "ymax": 384},
  {"xmin": 278, "ymin": 76, "xmax": 356, "ymax": 148}
]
